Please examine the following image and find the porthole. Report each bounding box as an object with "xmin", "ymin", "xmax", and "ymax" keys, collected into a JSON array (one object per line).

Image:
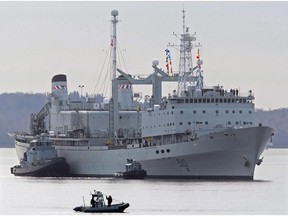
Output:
[
  {"xmin": 156, "ymin": 150, "xmax": 159, "ymax": 154},
  {"xmin": 161, "ymin": 150, "xmax": 165, "ymax": 153},
  {"xmin": 167, "ymin": 149, "xmax": 170, "ymax": 153}
]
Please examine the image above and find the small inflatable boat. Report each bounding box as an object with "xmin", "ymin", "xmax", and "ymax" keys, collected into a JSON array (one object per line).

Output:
[
  {"xmin": 73, "ymin": 190, "xmax": 130, "ymax": 213},
  {"xmin": 73, "ymin": 202, "xmax": 130, "ymax": 213}
]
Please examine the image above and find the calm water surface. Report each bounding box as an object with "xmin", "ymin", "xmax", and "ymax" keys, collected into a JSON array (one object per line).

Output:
[{"xmin": 0, "ymin": 148, "xmax": 287, "ymax": 215}]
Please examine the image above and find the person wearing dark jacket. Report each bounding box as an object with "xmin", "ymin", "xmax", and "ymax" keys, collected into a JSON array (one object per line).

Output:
[
  {"xmin": 106, "ymin": 195, "xmax": 112, "ymax": 207},
  {"xmin": 90, "ymin": 197, "xmax": 96, "ymax": 207}
]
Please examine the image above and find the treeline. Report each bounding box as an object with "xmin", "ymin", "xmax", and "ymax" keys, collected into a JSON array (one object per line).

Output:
[
  {"xmin": 0, "ymin": 93, "xmax": 287, "ymax": 147},
  {"xmin": 0, "ymin": 92, "xmax": 46, "ymax": 147},
  {"xmin": 255, "ymin": 108, "xmax": 288, "ymax": 148}
]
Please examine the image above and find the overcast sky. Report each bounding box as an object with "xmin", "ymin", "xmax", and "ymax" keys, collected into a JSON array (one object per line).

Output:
[{"xmin": 0, "ymin": 1, "xmax": 287, "ymax": 110}]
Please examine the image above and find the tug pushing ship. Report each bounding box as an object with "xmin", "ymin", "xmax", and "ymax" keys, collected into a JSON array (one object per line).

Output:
[{"xmin": 12, "ymin": 9, "xmax": 274, "ymax": 179}]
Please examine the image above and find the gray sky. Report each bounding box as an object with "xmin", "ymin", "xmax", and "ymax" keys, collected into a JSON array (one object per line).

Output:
[{"xmin": 0, "ymin": 1, "xmax": 287, "ymax": 110}]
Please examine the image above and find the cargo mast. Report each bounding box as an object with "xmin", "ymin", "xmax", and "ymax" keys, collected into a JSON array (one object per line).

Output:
[{"xmin": 110, "ymin": 9, "xmax": 119, "ymax": 142}]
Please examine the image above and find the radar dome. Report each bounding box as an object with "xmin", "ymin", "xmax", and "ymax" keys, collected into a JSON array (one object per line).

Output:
[
  {"xmin": 152, "ymin": 58, "xmax": 159, "ymax": 66},
  {"xmin": 111, "ymin": 9, "xmax": 119, "ymax": 17}
]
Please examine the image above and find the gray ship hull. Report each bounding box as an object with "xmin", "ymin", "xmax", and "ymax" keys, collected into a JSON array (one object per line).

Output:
[{"xmin": 14, "ymin": 126, "xmax": 272, "ymax": 179}]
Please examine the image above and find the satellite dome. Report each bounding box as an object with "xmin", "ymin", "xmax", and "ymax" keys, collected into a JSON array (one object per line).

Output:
[
  {"xmin": 111, "ymin": 9, "xmax": 119, "ymax": 17},
  {"xmin": 152, "ymin": 58, "xmax": 159, "ymax": 66}
]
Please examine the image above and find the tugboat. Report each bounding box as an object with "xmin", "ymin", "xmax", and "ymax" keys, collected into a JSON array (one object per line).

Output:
[
  {"xmin": 123, "ymin": 159, "xmax": 147, "ymax": 179},
  {"xmin": 10, "ymin": 134, "xmax": 70, "ymax": 177},
  {"xmin": 114, "ymin": 159, "xmax": 147, "ymax": 179},
  {"xmin": 73, "ymin": 190, "xmax": 130, "ymax": 213}
]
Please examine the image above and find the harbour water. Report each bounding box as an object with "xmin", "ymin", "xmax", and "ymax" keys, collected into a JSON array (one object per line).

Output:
[{"xmin": 0, "ymin": 148, "xmax": 287, "ymax": 215}]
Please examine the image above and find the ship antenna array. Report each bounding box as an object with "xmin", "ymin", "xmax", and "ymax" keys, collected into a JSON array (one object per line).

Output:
[{"xmin": 167, "ymin": 9, "xmax": 200, "ymax": 96}]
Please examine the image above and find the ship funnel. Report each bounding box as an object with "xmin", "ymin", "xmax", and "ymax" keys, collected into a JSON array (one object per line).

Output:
[
  {"xmin": 118, "ymin": 84, "xmax": 133, "ymax": 110},
  {"xmin": 51, "ymin": 74, "xmax": 68, "ymax": 102}
]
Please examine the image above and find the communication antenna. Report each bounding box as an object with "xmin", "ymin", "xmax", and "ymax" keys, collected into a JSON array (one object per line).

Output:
[{"xmin": 168, "ymin": 9, "xmax": 197, "ymax": 96}]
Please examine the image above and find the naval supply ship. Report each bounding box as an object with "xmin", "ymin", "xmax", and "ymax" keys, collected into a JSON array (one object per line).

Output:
[{"xmin": 13, "ymin": 9, "xmax": 274, "ymax": 179}]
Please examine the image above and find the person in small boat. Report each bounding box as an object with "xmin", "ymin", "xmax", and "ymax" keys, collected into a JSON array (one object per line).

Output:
[
  {"xmin": 90, "ymin": 196, "xmax": 96, "ymax": 207},
  {"xmin": 106, "ymin": 195, "xmax": 112, "ymax": 207}
]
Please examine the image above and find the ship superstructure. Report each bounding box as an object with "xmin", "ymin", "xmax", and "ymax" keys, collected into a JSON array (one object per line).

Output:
[{"xmin": 13, "ymin": 9, "xmax": 274, "ymax": 179}]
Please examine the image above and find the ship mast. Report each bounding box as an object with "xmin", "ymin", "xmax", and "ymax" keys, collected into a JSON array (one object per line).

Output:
[
  {"xmin": 110, "ymin": 9, "xmax": 119, "ymax": 142},
  {"xmin": 177, "ymin": 9, "xmax": 196, "ymax": 96},
  {"xmin": 111, "ymin": 9, "xmax": 118, "ymax": 80}
]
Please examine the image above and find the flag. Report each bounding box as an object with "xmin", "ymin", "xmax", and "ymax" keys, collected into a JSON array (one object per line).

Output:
[
  {"xmin": 196, "ymin": 48, "xmax": 200, "ymax": 59},
  {"xmin": 165, "ymin": 49, "xmax": 173, "ymax": 77}
]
